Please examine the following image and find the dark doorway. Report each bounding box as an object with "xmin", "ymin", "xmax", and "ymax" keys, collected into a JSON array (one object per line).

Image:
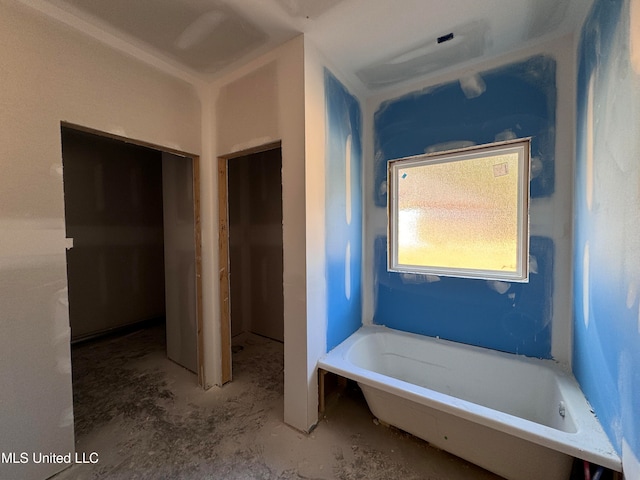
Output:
[
  {"xmin": 61, "ymin": 128, "xmax": 166, "ymax": 341},
  {"xmin": 227, "ymin": 147, "xmax": 284, "ymax": 342},
  {"xmin": 61, "ymin": 126, "xmax": 201, "ymax": 376}
]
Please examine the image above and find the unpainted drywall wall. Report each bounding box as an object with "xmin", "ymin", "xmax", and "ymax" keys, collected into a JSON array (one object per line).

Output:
[
  {"xmin": 364, "ymin": 37, "xmax": 575, "ymax": 365},
  {"xmin": 574, "ymin": 0, "xmax": 640, "ymax": 474},
  {"xmin": 62, "ymin": 128, "xmax": 165, "ymax": 340},
  {"xmin": 301, "ymin": 39, "xmax": 329, "ymax": 430},
  {"xmin": 0, "ymin": 2, "xmax": 200, "ymax": 479},
  {"xmin": 162, "ymin": 152, "xmax": 198, "ymax": 374},
  {"xmin": 210, "ymin": 36, "xmax": 310, "ymax": 430}
]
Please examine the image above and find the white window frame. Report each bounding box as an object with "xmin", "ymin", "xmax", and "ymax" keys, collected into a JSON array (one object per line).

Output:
[{"xmin": 387, "ymin": 138, "xmax": 531, "ymax": 282}]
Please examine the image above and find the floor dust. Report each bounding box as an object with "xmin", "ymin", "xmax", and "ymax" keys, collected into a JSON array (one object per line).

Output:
[{"xmin": 53, "ymin": 324, "xmax": 502, "ymax": 479}]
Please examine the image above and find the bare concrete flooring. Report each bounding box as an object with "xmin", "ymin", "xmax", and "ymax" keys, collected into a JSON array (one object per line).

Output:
[{"xmin": 53, "ymin": 324, "xmax": 503, "ymax": 480}]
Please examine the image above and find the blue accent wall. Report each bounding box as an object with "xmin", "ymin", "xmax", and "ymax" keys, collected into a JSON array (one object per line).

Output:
[
  {"xmin": 372, "ymin": 56, "xmax": 557, "ymax": 358},
  {"xmin": 374, "ymin": 56, "xmax": 556, "ymax": 208},
  {"xmin": 325, "ymin": 70, "xmax": 363, "ymax": 350},
  {"xmin": 374, "ymin": 236, "xmax": 553, "ymax": 356},
  {"xmin": 574, "ymin": 0, "xmax": 640, "ymax": 462}
]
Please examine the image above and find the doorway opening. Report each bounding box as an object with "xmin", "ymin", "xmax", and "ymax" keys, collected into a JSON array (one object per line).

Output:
[
  {"xmin": 61, "ymin": 124, "xmax": 204, "ymax": 438},
  {"xmin": 218, "ymin": 143, "xmax": 284, "ymax": 384}
]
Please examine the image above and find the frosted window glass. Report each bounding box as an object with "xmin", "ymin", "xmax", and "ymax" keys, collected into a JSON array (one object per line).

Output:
[{"xmin": 388, "ymin": 139, "xmax": 529, "ymax": 281}]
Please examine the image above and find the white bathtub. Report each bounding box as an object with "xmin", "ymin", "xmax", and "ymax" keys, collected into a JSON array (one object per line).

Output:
[{"xmin": 318, "ymin": 326, "xmax": 621, "ymax": 480}]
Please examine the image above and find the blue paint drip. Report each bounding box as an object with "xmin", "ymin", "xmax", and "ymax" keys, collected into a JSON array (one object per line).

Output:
[
  {"xmin": 374, "ymin": 55, "xmax": 556, "ymax": 208},
  {"xmin": 373, "ymin": 236, "xmax": 553, "ymax": 358},
  {"xmin": 324, "ymin": 69, "xmax": 363, "ymax": 351}
]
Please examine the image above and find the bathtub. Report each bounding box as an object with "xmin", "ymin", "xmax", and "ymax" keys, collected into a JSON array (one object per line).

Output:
[{"xmin": 318, "ymin": 326, "xmax": 621, "ymax": 480}]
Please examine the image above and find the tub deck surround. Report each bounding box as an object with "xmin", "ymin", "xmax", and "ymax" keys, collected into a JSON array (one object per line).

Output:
[{"xmin": 318, "ymin": 326, "xmax": 621, "ymax": 480}]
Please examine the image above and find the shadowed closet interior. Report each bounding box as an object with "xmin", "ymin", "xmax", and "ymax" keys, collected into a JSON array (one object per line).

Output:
[
  {"xmin": 228, "ymin": 147, "xmax": 284, "ymax": 345},
  {"xmin": 62, "ymin": 127, "xmax": 199, "ymax": 374}
]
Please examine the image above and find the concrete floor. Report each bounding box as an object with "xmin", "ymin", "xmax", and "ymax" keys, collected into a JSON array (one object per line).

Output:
[{"xmin": 53, "ymin": 323, "xmax": 505, "ymax": 479}]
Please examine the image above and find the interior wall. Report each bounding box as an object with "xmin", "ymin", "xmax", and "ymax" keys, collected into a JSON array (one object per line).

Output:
[
  {"xmin": 301, "ymin": 39, "xmax": 328, "ymax": 428},
  {"xmin": 0, "ymin": 2, "xmax": 201, "ymax": 479},
  {"xmin": 303, "ymin": 39, "xmax": 368, "ymax": 428},
  {"xmin": 162, "ymin": 152, "xmax": 198, "ymax": 374},
  {"xmin": 364, "ymin": 37, "xmax": 575, "ymax": 365},
  {"xmin": 210, "ymin": 36, "xmax": 311, "ymax": 430},
  {"xmin": 228, "ymin": 149, "xmax": 284, "ymax": 342},
  {"xmin": 574, "ymin": 0, "xmax": 640, "ymax": 475},
  {"xmin": 323, "ymin": 69, "xmax": 363, "ymax": 351},
  {"xmin": 62, "ymin": 128, "xmax": 165, "ymax": 340}
]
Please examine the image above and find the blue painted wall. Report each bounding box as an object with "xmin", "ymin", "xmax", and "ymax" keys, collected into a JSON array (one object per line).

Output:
[
  {"xmin": 574, "ymin": 0, "xmax": 640, "ymax": 464},
  {"xmin": 325, "ymin": 69, "xmax": 363, "ymax": 351},
  {"xmin": 372, "ymin": 56, "xmax": 557, "ymax": 358}
]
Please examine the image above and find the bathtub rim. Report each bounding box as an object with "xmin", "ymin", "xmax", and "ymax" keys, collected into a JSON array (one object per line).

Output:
[{"xmin": 318, "ymin": 325, "xmax": 621, "ymax": 472}]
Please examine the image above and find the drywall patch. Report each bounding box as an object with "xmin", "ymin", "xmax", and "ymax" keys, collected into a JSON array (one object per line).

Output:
[
  {"xmin": 229, "ymin": 137, "xmax": 275, "ymax": 154},
  {"xmin": 459, "ymin": 73, "xmax": 486, "ymax": 99},
  {"xmin": 494, "ymin": 129, "xmax": 517, "ymax": 142},
  {"xmin": 356, "ymin": 20, "xmax": 489, "ymax": 89},
  {"xmin": 424, "ymin": 140, "xmax": 475, "ymax": 154},
  {"xmin": 487, "ymin": 280, "xmax": 511, "ymax": 295},
  {"xmin": 107, "ymin": 127, "xmax": 128, "ymax": 138},
  {"xmin": 175, "ymin": 11, "xmax": 226, "ymax": 50},
  {"xmin": 530, "ymin": 156, "xmax": 543, "ymax": 179},
  {"xmin": 378, "ymin": 179, "xmax": 387, "ymax": 197},
  {"xmin": 400, "ymin": 273, "xmax": 428, "ymax": 284},
  {"xmin": 324, "ymin": 69, "xmax": 362, "ymax": 351}
]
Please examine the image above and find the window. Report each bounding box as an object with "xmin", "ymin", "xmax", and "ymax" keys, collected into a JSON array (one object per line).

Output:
[{"xmin": 388, "ymin": 138, "xmax": 530, "ymax": 282}]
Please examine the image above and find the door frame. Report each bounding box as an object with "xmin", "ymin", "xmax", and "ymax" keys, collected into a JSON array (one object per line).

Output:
[
  {"xmin": 61, "ymin": 122, "xmax": 205, "ymax": 387},
  {"xmin": 217, "ymin": 140, "xmax": 282, "ymax": 384}
]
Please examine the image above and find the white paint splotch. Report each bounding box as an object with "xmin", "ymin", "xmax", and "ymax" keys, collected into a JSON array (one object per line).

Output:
[{"xmin": 459, "ymin": 73, "xmax": 486, "ymax": 99}]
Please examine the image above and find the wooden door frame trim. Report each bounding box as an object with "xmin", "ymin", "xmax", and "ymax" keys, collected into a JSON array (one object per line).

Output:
[{"xmin": 217, "ymin": 140, "xmax": 282, "ymax": 385}]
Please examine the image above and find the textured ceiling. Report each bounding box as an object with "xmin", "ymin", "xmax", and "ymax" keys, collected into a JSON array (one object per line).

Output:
[{"xmin": 29, "ymin": 0, "xmax": 592, "ymax": 91}]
